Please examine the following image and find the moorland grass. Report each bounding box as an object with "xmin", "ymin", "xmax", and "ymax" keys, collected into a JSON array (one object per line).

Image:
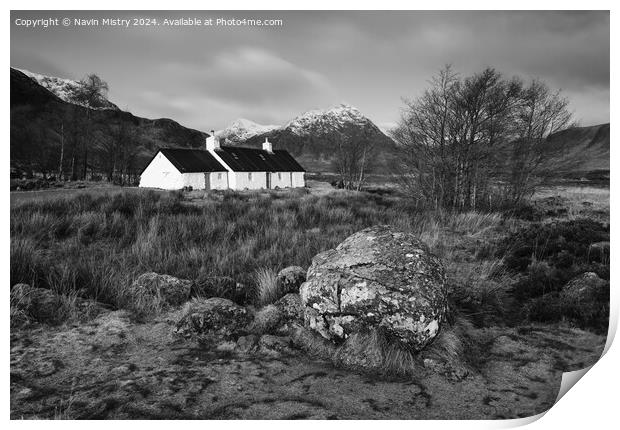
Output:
[
  {"xmin": 11, "ymin": 185, "xmax": 608, "ymax": 334},
  {"xmin": 10, "ymin": 188, "xmax": 440, "ymax": 317}
]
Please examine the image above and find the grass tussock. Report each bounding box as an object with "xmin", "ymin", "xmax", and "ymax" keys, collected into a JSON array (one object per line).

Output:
[
  {"xmin": 293, "ymin": 318, "xmax": 476, "ymax": 378},
  {"xmin": 253, "ymin": 267, "xmax": 280, "ymax": 306}
]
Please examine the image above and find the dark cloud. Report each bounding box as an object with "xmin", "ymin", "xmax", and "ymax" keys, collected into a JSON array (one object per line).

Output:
[{"xmin": 10, "ymin": 10, "xmax": 609, "ymax": 130}]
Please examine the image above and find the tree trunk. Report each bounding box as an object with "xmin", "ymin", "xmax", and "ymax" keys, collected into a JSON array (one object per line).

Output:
[{"xmin": 58, "ymin": 123, "xmax": 65, "ymax": 180}]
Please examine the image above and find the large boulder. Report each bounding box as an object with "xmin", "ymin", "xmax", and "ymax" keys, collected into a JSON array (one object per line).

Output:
[
  {"xmin": 276, "ymin": 266, "xmax": 306, "ymax": 294},
  {"xmin": 299, "ymin": 225, "xmax": 448, "ymax": 352},
  {"xmin": 131, "ymin": 272, "xmax": 192, "ymax": 306},
  {"xmin": 175, "ymin": 297, "xmax": 252, "ymax": 339}
]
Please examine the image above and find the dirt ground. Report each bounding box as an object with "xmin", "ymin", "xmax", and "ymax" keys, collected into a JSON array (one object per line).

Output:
[{"xmin": 10, "ymin": 309, "xmax": 605, "ymax": 420}]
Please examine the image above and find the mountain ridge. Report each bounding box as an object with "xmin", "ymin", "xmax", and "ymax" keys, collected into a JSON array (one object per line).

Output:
[{"xmin": 10, "ymin": 66, "xmax": 610, "ymax": 178}]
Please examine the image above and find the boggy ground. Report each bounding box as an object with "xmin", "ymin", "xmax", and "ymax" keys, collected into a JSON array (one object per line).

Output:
[{"xmin": 10, "ymin": 309, "xmax": 605, "ymax": 420}]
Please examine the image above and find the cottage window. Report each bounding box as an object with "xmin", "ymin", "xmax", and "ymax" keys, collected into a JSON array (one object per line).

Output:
[
  {"xmin": 217, "ymin": 173, "xmax": 222, "ymax": 180},
  {"xmin": 248, "ymin": 172, "xmax": 253, "ymax": 181},
  {"xmin": 277, "ymin": 173, "xmax": 282, "ymax": 180}
]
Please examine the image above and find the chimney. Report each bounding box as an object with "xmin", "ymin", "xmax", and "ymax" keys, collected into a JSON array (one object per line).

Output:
[
  {"xmin": 262, "ymin": 137, "xmax": 273, "ymax": 153},
  {"xmin": 206, "ymin": 130, "xmax": 220, "ymax": 151}
]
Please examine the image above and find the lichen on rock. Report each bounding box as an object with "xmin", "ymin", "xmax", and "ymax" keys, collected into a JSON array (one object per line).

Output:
[{"xmin": 299, "ymin": 225, "xmax": 448, "ymax": 352}]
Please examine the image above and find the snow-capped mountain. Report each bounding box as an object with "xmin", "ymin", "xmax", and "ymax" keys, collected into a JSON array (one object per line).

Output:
[
  {"xmin": 233, "ymin": 104, "xmax": 397, "ymax": 172},
  {"xmin": 221, "ymin": 104, "xmax": 387, "ymax": 145},
  {"xmin": 16, "ymin": 68, "xmax": 119, "ymax": 111},
  {"xmin": 216, "ymin": 118, "xmax": 279, "ymax": 143},
  {"xmin": 283, "ymin": 104, "xmax": 379, "ymax": 136}
]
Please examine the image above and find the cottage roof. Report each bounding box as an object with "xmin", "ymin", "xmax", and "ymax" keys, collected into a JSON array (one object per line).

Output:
[
  {"xmin": 158, "ymin": 148, "xmax": 228, "ymax": 173},
  {"xmin": 214, "ymin": 146, "xmax": 305, "ymax": 172}
]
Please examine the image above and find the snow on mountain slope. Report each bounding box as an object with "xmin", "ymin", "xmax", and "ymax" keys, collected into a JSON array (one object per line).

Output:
[
  {"xmin": 16, "ymin": 68, "xmax": 119, "ymax": 111},
  {"xmin": 283, "ymin": 104, "xmax": 377, "ymax": 136},
  {"xmin": 216, "ymin": 118, "xmax": 279, "ymax": 143},
  {"xmin": 220, "ymin": 104, "xmax": 386, "ymax": 144}
]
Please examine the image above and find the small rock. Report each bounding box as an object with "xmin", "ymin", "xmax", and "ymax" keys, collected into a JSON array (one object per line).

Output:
[
  {"xmin": 111, "ymin": 364, "xmax": 132, "ymax": 375},
  {"xmin": 10, "ymin": 284, "xmax": 59, "ymax": 325},
  {"xmin": 131, "ymin": 272, "xmax": 192, "ymax": 307},
  {"xmin": 561, "ymin": 272, "xmax": 608, "ymax": 304},
  {"xmin": 276, "ymin": 266, "xmax": 307, "ymax": 295},
  {"xmin": 257, "ymin": 334, "xmax": 295, "ymax": 356},
  {"xmin": 423, "ymin": 358, "xmax": 469, "ymax": 381},
  {"xmin": 15, "ymin": 387, "xmax": 33, "ymax": 400},
  {"xmin": 175, "ymin": 297, "xmax": 251, "ymax": 339},
  {"xmin": 236, "ymin": 335, "xmax": 259, "ymax": 353},
  {"xmin": 215, "ymin": 341, "xmax": 237, "ymax": 352},
  {"xmin": 249, "ymin": 305, "xmax": 282, "ymax": 334},
  {"xmin": 560, "ymin": 272, "xmax": 609, "ymax": 329}
]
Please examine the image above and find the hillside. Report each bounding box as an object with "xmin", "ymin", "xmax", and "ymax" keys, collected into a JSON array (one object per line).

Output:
[
  {"xmin": 546, "ymin": 123, "xmax": 610, "ymax": 176},
  {"xmin": 11, "ymin": 67, "xmax": 207, "ymax": 180}
]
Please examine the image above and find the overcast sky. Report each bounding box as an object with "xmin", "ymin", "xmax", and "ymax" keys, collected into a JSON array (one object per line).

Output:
[{"xmin": 11, "ymin": 10, "xmax": 609, "ymax": 132}]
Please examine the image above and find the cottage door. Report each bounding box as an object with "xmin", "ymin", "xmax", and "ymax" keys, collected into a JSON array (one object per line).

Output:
[
  {"xmin": 266, "ymin": 172, "xmax": 272, "ymax": 189},
  {"xmin": 204, "ymin": 173, "xmax": 210, "ymax": 190}
]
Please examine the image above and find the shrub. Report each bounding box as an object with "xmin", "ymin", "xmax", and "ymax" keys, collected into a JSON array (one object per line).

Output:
[
  {"xmin": 502, "ymin": 219, "xmax": 610, "ymax": 304},
  {"xmin": 524, "ymin": 293, "xmax": 563, "ymax": 323}
]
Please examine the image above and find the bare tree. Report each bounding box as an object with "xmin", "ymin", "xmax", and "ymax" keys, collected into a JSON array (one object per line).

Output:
[
  {"xmin": 391, "ymin": 65, "xmax": 460, "ymax": 208},
  {"xmin": 392, "ymin": 66, "xmax": 569, "ymax": 211},
  {"xmin": 502, "ymin": 80, "xmax": 572, "ymax": 204},
  {"xmin": 100, "ymin": 114, "xmax": 137, "ymax": 184},
  {"xmin": 74, "ymin": 74, "xmax": 109, "ymax": 180},
  {"xmin": 330, "ymin": 122, "xmax": 378, "ymax": 190},
  {"xmin": 57, "ymin": 122, "xmax": 65, "ymax": 180}
]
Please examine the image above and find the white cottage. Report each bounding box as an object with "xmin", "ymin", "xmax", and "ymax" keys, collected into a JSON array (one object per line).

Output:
[{"xmin": 139, "ymin": 135, "xmax": 305, "ymax": 190}]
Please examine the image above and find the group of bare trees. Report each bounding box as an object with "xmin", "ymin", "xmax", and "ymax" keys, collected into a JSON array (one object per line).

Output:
[
  {"xmin": 391, "ymin": 66, "xmax": 573, "ymax": 211},
  {"xmin": 54, "ymin": 74, "xmax": 139, "ymax": 184},
  {"xmin": 330, "ymin": 122, "xmax": 378, "ymax": 190}
]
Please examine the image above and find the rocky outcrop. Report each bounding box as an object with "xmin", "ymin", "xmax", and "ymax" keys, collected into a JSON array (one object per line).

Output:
[
  {"xmin": 276, "ymin": 266, "xmax": 306, "ymax": 295},
  {"xmin": 131, "ymin": 272, "xmax": 192, "ymax": 307},
  {"xmin": 299, "ymin": 225, "xmax": 448, "ymax": 352},
  {"xmin": 175, "ymin": 297, "xmax": 252, "ymax": 339}
]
